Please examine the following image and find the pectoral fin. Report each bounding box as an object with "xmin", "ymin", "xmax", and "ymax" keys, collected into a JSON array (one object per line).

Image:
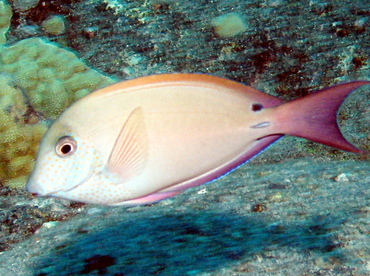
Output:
[{"xmin": 107, "ymin": 107, "xmax": 148, "ymax": 181}]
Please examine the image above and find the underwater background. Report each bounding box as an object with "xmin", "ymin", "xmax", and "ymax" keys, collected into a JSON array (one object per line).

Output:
[{"xmin": 0, "ymin": 0, "xmax": 369, "ymax": 275}]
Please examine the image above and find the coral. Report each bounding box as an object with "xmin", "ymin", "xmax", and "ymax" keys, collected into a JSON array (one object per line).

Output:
[
  {"xmin": 10, "ymin": 0, "xmax": 39, "ymax": 12},
  {"xmin": 0, "ymin": 74, "xmax": 47, "ymax": 188},
  {"xmin": 211, "ymin": 13, "xmax": 248, "ymax": 38},
  {"xmin": 0, "ymin": 36, "xmax": 115, "ymax": 188},
  {"xmin": 41, "ymin": 15, "xmax": 66, "ymax": 35},
  {"xmin": 0, "ymin": 37, "xmax": 115, "ymax": 120},
  {"xmin": 0, "ymin": 0, "xmax": 12, "ymax": 44}
]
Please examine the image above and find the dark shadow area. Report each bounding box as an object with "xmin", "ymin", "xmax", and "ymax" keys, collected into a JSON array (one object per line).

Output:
[{"xmin": 32, "ymin": 209, "xmax": 347, "ymax": 275}]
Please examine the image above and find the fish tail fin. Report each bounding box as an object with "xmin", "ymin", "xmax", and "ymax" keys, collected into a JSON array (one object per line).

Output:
[{"xmin": 277, "ymin": 81, "xmax": 369, "ymax": 153}]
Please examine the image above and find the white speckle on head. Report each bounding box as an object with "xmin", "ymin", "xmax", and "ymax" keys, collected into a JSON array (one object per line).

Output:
[
  {"xmin": 27, "ymin": 134, "xmax": 96, "ymax": 196},
  {"xmin": 28, "ymin": 133, "xmax": 135, "ymax": 205}
]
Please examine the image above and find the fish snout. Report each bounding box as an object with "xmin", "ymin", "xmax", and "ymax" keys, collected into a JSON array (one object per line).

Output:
[{"xmin": 26, "ymin": 177, "xmax": 52, "ymax": 197}]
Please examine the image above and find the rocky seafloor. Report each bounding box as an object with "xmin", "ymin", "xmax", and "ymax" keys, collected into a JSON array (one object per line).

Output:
[
  {"xmin": 0, "ymin": 0, "xmax": 369, "ymax": 275},
  {"xmin": 1, "ymin": 150, "xmax": 370, "ymax": 275}
]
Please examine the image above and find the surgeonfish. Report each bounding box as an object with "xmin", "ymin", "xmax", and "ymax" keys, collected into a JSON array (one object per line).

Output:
[{"xmin": 26, "ymin": 74, "xmax": 369, "ymax": 205}]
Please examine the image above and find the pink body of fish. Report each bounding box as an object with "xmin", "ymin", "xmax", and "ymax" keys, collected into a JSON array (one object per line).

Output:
[{"xmin": 26, "ymin": 74, "xmax": 369, "ymax": 205}]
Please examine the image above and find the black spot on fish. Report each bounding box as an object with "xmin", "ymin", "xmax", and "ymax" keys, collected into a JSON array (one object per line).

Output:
[{"xmin": 252, "ymin": 103, "xmax": 263, "ymax": 112}]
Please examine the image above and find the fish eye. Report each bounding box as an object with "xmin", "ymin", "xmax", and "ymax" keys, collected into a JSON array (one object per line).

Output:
[
  {"xmin": 55, "ymin": 136, "xmax": 77, "ymax": 157},
  {"xmin": 252, "ymin": 103, "xmax": 263, "ymax": 112}
]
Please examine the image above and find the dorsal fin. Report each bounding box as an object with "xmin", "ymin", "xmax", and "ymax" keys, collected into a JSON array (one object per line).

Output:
[{"xmin": 107, "ymin": 107, "xmax": 148, "ymax": 181}]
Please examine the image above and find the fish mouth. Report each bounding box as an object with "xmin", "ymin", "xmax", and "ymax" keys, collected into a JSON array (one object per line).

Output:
[{"xmin": 29, "ymin": 165, "xmax": 95, "ymax": 197}]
